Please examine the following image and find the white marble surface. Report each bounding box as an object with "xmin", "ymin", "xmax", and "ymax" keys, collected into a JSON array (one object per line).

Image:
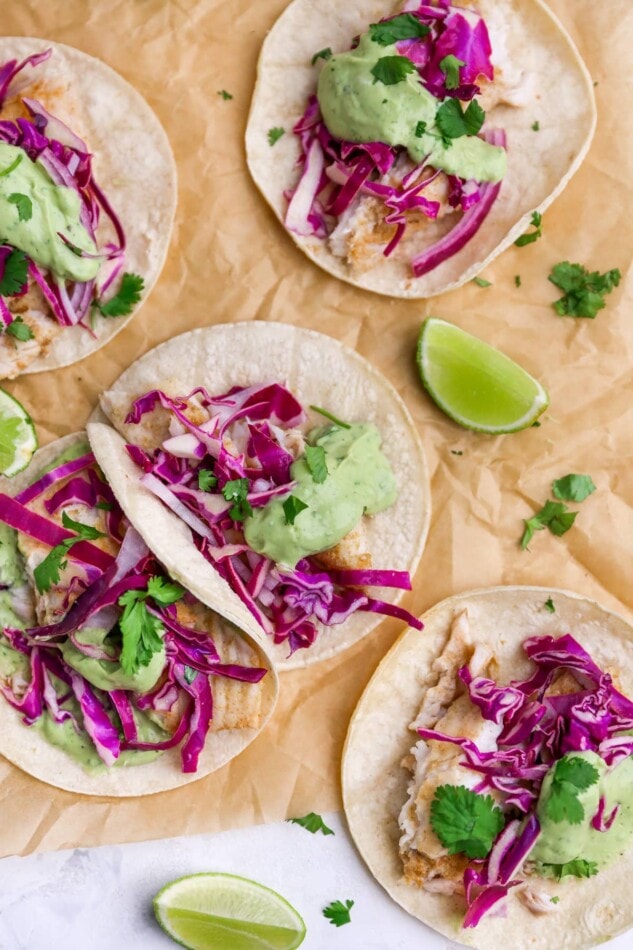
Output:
[{"xmin": 0, "ymin": 812, "xmax": 630, "ymax": 950}]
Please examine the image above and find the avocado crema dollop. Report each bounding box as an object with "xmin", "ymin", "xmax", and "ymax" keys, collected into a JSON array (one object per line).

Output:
[
  {"xmin": 317, "ymin": 32, "xmax": 506, "ymax": 183},
  {"xmin": 0, "ymin": 142, "xmax": 100, "ymax": 282},
  {"xmin": 243, "ymin": 422, "xmax": 397, "ymax": 567},
  {"xmin": 531, "ymin": 751, "xmax": 633, "ymax": 873}
]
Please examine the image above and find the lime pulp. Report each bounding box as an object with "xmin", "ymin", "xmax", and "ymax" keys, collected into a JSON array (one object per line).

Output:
[{"xmin": 0, "ymin": 387, "xmax": 37, "ymax": 476}]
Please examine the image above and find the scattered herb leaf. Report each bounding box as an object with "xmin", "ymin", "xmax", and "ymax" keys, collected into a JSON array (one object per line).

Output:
[
  {"xmin": 97, "ymin": 272, "xmax": 144, "ymax": 318},
  {"xmin": 283, "ymin": 494, "xmax": 309, "ymax": 525},
  {"xmin": 439, "ymin": 54, "xmax": 466, "ymax": 90},
  {"xmin": 217, "ymin": 90, "xmax": 233, "ymax": 100},
  {"xmin": 6, "ymin": 316, "xmax": 33, "ymax": 341},
  {"xmin": 288, "ymin": 812, "xmax": 335, "ymax": 836},
  {"xmin": 0, "ymin": 249, "xmax": 28, "ymax": 296},
  {"xmin": 95, "ymin": 500, "xmax": 113, "ymax": 511},
  {"xmin": 118, "ymin": 576, "xmax": 183, "ymax": 675},
  {"xmin": 521, "ymin": 500, "xmax": 577, "ymax": 550},
  {"xmin": 545, "ymin": 859, "xmax": 599, "ymax": 880},
  {"xmin": 34, "ymin": 513, "xmax": 106, "ymax": 593},
  {"xmin": 451, "ymin": 450, "xmax": 463, "ymax": 456},
  {"xmin": 268, "ymin": 127, "xmax": 285, "ymax": 146},
  {"xmin": 311, "ymin": 47, "xmax": 332, "ymax": 64},
  {"xmin": 514, "ymin": 211, "xmax": 542, "ymax": 247},
  {"xmin": 552, "ymin": 474, "xmax": 596, "ymax": 503},
  {"xmin": 183, "ymin": 665, "xmax": 198, "ymax": 684},
  {"xmin": 323, "ymin": 899, "xmax": 354, "ymax": 928},
  {"xmin": 515, "ymin": 274, "xmax": 522, "ymax": 287},
  {"xmin": 305, "ymin": 444, "xmax": 328, "ymax": 484},
  {"xmin": 435, "ymin": 98, "xmax": 485, "ymax": 142},
  {"xmin": 550, "ymin": 896, "xmax": 560, "ymax": 903},
  {"xmin": 8, "ymin": 193, "xmax": 32, "ymax": 222},
  {"xmin": 546, "ymin": 756, "xmax": 600, "ymax": 825},
  {"xmin": 544, "ymin": 597, "xmax": 556, "ymax": 613},
  {"xmin": 430, "ymin": 785, "xmax": 504, "ymax": 859},
  {"xmin": 531, "ymin": 120, "xmax": 540, "ymax": 131},
  {"xmin": 369, "ymin": 14, "xmax": 430, "ymax": 45},
  {"xmin": 370, "ymin": 55, "xmax": 416, "ymax": 86},
  {"xmin": 309, "ymin": 405, "xmax": 351, "ymax": 429},
  {"xmin": 548, "ymin": 262, "xmax": 621, "ymax": 319},
  {"xmin": 198, "ymin": 469, "xmax": 218, "ymax": 492},
  {"xmin": 472, "ymin": 276, "xmax": 491, "ymax": 287},
  {"xmin": 414, "ymin": 120, "xmax": 427, "ymax": 138},
  {"xmin": 222, "ymin": 478, "xmax": 253, "ymax": 521}
]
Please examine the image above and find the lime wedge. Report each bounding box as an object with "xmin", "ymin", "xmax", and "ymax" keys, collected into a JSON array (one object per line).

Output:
[
  {"xmin": 0, "ymin": 388, "xmax": 37, "ymax": 476},
  {"xmin": 417, "ymin": 318, "xmax": 548, "ymax": 434},
  {"xmin": 154, "ymin": 873, "xmax": 306, "ymax": 950}
]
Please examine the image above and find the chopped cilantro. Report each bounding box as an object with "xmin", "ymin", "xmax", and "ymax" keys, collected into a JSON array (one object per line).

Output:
[
  {"xmin": 430, "ymin": 785, "xmax": 504, "ymax": 859},
  {"xmin": 305, "ymin": 444, "xmax": 328, "ymax": 483},
  {"xmin": 311, "ymin": 47, "xmax": 332, "ymax": 64},
  {"xmin": 288, "ymin": 812, "xmax": 335, "ymax": 836},
  {"xmin": 451, "ymin": 450, "xmax": 463, "ymax": 456},
  {"xmin": 544, "ymin": 597, "xmax": 555, "ymax": 613},
  {"xmin": 0, "ymin": 249, "xmax": 28, "ymax": 296},
  {"xmin": 146, "ymin": 576, "xmax": 185, "ymax": 605},
  {"xmin": 531, "ymin": 120, "xmax": 540, "ymax": 131},
  {"xmin": 514, "ymin": 211, "xmax": 542, "ymax": 247},
  {"xmin": 217, "ymin": 89, "xmax": 233, "ymax": 100},
  {"xmin": 323, "ymin": 899, "xmax": 354, "ymax": 928},
  {"xmin": 515, "ymin": 274, "xmax": 522, "ymax": 287},
  {"xmin": 435, "ymin": 98, "xmax": 485, "ymax": 143},
  {"xmin": 439, "ymin": 54, "xmax": 466, "ymax": 90},
  {"xmin": 95, "ymin": 500, "xmax": 113, "ymax": 511},
  {"xmin": 183, "ymin": 665, "xmax": 198, "ymax": 684},
  {"xmin": 521, "ymin": 500, "xmax": 577, "ymax": 550},
  {"xmin": 198, "ymin": 468, "xmax": 218, "ymax": 491},
  {"xmin": 33, "ymin": 512, "xmax": 106, "ymax": 594},
  {"xmin": 268, "ymin": 127, "xmax": 285, "ymax": 146},
  {"xmin": 283, "ymin": 494, "xmax": 308, "ymax": 525},
  {"xmin": 118, "ymin": 576, "xmax": 184, "ymax": 675},
  {"xmin": 552, "ymin": 473, "xmax": 596, "ymax": 503},
  {"xmin": 472, "ymin": 276, "xmax": 491, "ymax": 287},
  {"xmin": 0, "ymin": 153, "xmax": 23, "ymax": 178},
  {"xmin": 6, "ymin": 316, "xmax": 33, "ymax": 341},
  {"xmin": 545, "ymin": 859, "xmax": 599, "ymax": 880},
  {"xmin": 97, "ymin": 272, "xmax": 144, "ymax": 318},
  {"xmin": 222, "ymin": 478, "xmax": 253, "ymax": 521},
  {"xmin": 370, "ymin": 55, "xmax": 416, "ymax": 86},
  {"xmin": 549, "ymin": 262, "xmax": 621, "ymax": 319},
  {"xmin": 7, "ymin": 193, "xmax": 32, "ymax": 222},
  {"xmin": 369, "ymin": 14, "xmax": 430, "ymax": 45},
  {"xmin": 546, "ymin": 756, "xmax": 599, "ymax": 825},
  {"xmin": 414, "ymin": 120, "xmax": 427, "ymax": 138},
  {"xmin": 309, "ymin": 405, "xmax": 351, "ymax": 429}
]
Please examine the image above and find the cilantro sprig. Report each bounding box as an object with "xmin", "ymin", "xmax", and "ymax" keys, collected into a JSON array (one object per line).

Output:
[
  {"xmin": 222, "ymin": 478, "xmax": 253, "ymax": 521},
  {"xmin": 34, "ymin": 511, "xmax": 106, "ymax": 594},
  {"xmin": 6, "ymin": 316, "xmax": 34, "ymax": 341},
  {"xmin": 549, "ymin": 262, "xmax": 621, "ymax": 319},
  {"xmin": 288, "ymin": 812, "xmax": 335, "ymax": 836},
  {"xmin": 435, "ymin": 98, "xmax": 485, "ymax": 144},
  {"xmin": 323, "ymin": 899, "xmax": 354, "ymax": 928},
  {"xmin": 545, "ymin": 756, "xmax": 599, "ymax": 824},
  {"xmin": 552, "ymin": 473, "xmax": 596, "ymax": 503},
  {"xmin": 521, "ymin": 500, "xmax": 577, "ymax": 550},
  {"xmin": 118, "ymin": 576, "xmax": 184, "ymax": 675},
  {"xmin": 514, "ymin": 211, "xmax": 542, "ymax": 247},
  {"xmin": 370, "ymin": 55, "xmax": 416, "ymax": 86},
  {"xmin": 369, "ymin": 14, "xmax": 430, "ymax": 46},
  {"xmin": 96, "ymin": 272, "xmax": 144, "ymax": 318},
  {"xmin": 8, "ymin": 193, "xmax": 32, "ymax": 222},
  {"xmin": 198, "ymin": 468, "xmax": 218, "ymax": 491},
  {"xmin": 439, "ymin": 54, "xmax": 465, "ymax": 90},
  {"xmin": 430, "ymin": 785, "xmax": 504, "ymax": 859},
  {"xmin": 0, "ymin": 249, "xmax": 28, "ymax": 296}
]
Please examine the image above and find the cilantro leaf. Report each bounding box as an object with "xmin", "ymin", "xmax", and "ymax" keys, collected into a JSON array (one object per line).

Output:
[
  {"xmin": 61, "ymin": 510, "xmax": 106, "ymax": 541},
  {"xmin": 305, "ymin": 444, "xmax": 328, "ymax": 483},
  {"xmin": 515, "ymin": 274, "xmax": 522, "ymax": 287},
  {"xmin": 435, "ymin": 98, "xmax": 485, "ymax": 142},
  {"xmin": 545, "ymin": 756, "xmax": 600, "ymax": 825},
  {"xmin": 97, "ymin": 273, "xmax": 144, "ymax": 318},
  {"xmin": 550, "ymin": 896, "xmax": 560, "ymax": 903},
  {"xmin": 33, "ymin": 543, "xmax": 73, "ymax": 594},
  {"xmin": 0, "ymin": 249, "xmax": 28, "ymax": 296},
  {"xmin": 369, "ymin": 14, "xmax": 430, "ymax": 46},
  {"xmin": 439, "ymin": 54, "xmax": 466, "ymax": 90},
  {"xmin": 430, "ymin": 785, "xmax": 504, "ymax": 859},
  {"xmin": 548, "ymin": 859, "xmax": 599, "ymax": 880},
  {"xmin": 544, "ymin": 597, "xmax": 555, "ymax": 613},
  {"xmin": 198, "ymin": 468, "xmax": 218, "ymax": 491},
  {"xmin": 118, "ymin": 593, "xmax": 165, "ymax": 675},
  {"xmin": 414, "ymin": 120, "xmax": 427, "ymax": 138},
  {"xmin": 370, "ymin": 55, "xmax": 416, "ymax": 86},
  {"xmin": 323, "ymin": 899, "xmax": 354, "ymax": 928},
  {"xmin": 548, "ymin": 262, "xmax": 621, "ymax": 319},
  {"xmin": 0, "ymin": 153, "xmax": 23, "ymax": 178},
  {"xmin": 283, "ymin": 495, "xmax": 308, "ymax": 525},
  {"xmin": 521, "ymin": 500, "xmax": 577, "ymax": 550},
  {"xmin": 472, "ymin": 276, "xmax": 491, "ymax": 287},
  {"xmin": 146, "ymin": 576, "xmax": 185, "ymax": 605},
  {"xmin": 183, "ymin": 665, "xmax": 198, "ymax": 684},
  {"xmin": 8, "ymin": 193, "xmax": 32, "ymax": 222},
  {"xmin": 268, "ymin": 127, "xmax": 285, "ymax": 146},
  {"xmin": 514, "ymin": 211, "xmax": 542, "ymax": 247},
  {"xmin": 6, "ymin": 316, "xmax": 34, "ymax": 341},
  {"xmin": 532, "ymin": 120, "xmax": 540, "ymax": 131},
  {"xmin": 309, "ymin": 405, "xmax": 350, "ymax": 429},
  {"xmin": 552, "ymin": 473, "xmax": 596, "ymax": 503},
  {"xmin": 554, "ymin": 756, "xmax": 600, "ymax": 790},
  {"xmin": 311, "ymin": 48, "xmax": 332, "ymax": 65},
  {"xmin": 217, "ymin": 89, "xmax": 233, "ymax": 100},
  {"xmin": 288, "ymin": 812, "xmax": 335, "ymax": 836},
  {"xmin": 222, "ymin": 478, "xmax": 253, "ymax": 521}
]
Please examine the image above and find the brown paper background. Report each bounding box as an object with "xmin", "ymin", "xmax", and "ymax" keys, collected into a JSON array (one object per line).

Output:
[{"xmin": 0, "ymin": 0, "xmax": 631, "ymax": 858}]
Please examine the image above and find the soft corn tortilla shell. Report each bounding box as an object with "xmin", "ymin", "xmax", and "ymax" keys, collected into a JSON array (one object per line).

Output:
[
  {"xmin": 342, "ymin": 586, "xmax": 633, "ymax": 949},
  {"xmin": 90, "ymin": 321, "xmax": 431, "ymax": 670},
  {"xmin": 0, "ymin": 433, "xmax": 278, "ymax": 797},
  {"xmin": 0, "ymin": 37, "xmax": 177, "ymax": 373},
  {"xmin": 246, "ymin": 0, "xmax": 596, "ymax": 299}
]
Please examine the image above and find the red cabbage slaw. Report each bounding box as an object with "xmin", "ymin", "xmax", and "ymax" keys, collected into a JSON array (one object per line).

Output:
[
  {"xmin": 417, "ymin": 633, "xmax": 633, "ymax": 928},
  {"xmin": 0, "ymin": 49, "xmax": 127, "ymax": 331},
  {"xmin": 286, "ymin": 1, "xmax": 506, "ymax": 275},
  {"xmin": 123, "ymin": 381, "xmax": 422, "ymax": 654},
  {"xmin": 0, "ymin": 452, "xmax": 267, "ymax": 773}
]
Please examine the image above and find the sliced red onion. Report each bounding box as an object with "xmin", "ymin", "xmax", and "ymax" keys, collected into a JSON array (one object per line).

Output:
[
  {"xmin": 286, "ymin": 138, "xmax": 325, "ymax": 236},
  {"xmin": 23, "ymin": 96, "xmax": 87, "ymax": 152}
]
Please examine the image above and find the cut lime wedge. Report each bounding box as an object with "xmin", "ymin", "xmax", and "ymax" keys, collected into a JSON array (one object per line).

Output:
[
  {"xmin": 0, "ymin": 388, "xmax": 37, "ymax": 476},
  {"xmin": 417, "ymin": 318, "xmax": 549, "ymax": 434},
  {"xmin": 154, "ymin": 873, "xmax": 306, "ymax": 950}
]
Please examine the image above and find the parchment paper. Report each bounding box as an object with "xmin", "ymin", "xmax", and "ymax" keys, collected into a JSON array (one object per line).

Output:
[{"xmin": 1, "ymin": 0, "xmax": 631, "ymax": 858}]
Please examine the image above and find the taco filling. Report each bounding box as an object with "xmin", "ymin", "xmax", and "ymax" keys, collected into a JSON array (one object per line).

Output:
[
  {"xmin": 109, "ymin": 381, "xmax": 422, "ymax": 654},
  {"xmin": 0, "ymin": 50, "xmax": 142, "ymax": 378},
  {"xmin": 399, "ymin": 609, "xmax": 633, "ymax": 927},
  {"xmin": 0, "ymin": 441, "xmax": 268, "ymax": 774},
  {"xmin": 286, "ymin": 0, "xmax": 522, "ymax": 277}
]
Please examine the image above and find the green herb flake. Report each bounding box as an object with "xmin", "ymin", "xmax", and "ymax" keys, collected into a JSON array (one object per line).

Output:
[
  {"xmin": 183, "ymin": 665, "xmax": 198, "ymax": 684},
  {"xmin": 549, "ymin": 262, "xmax": 621, "ymax": 319},
  {"xmin": 472, "ymin": 276, "xmax": 492, "ymax": 287},
  {"xmin": 95, "ymin": 500, "xmax": 113, "ymax": 511},
  {"xmin": 430, "ymin": 785, "xmax": 505, "ymax": 859},
  {"xmin": 323, "ymin": 899, "xmax": 354, "ymax": 928},
  {"xmin": 97, "ymin": 273, "xmax": 144, "ymax": 318},
  {"xmin": 531, "ymin": 120, "xmax": 540, "ymax": 131},
  {"xmin": 546, "ymin": 756, "xmax": 600, "ymax": 825},
  {"xmin": 515, "ymin": 274, "xmax": 522, "ymax": 287},
  {"xmin": 370, "ymin": 55, "xmax": 416, "ymax": 86},
  {"xmin": 414, "ymin": 120, "xmax": 427, "ymax": 138},
  {"xmin": 550, "ymin": 896, "xmax": 560, "ymax": 903},
  {"xmin": 268, "ymin": 127, "xmax": 285, "ymax": 146},
  {"xmin": 311, "ymin": 48, "xmax": 332, "ymax": 65},
  {"xmin": 283, "ymin": 494, "xmax": 309, "ymax": 525},
  {"xmin": 305, "ymin": 444, "xmax": 328, "ymax": 484},
  {"xmin": 309, "ymin": 405, "xmax": 351, "ymax": 429},
  {"xmin": 198, "ymin": 469, "xmax": 218, "ymax": 492},
  {"xmin": 544, "ymin": 597, "xmax": 556, "ymax": 613},
  {"xmin": 217, "ymin": 89, "xmax": 233, "ymax": 100},
  {"xmin": 222, "ymin": 478, "xmax": 253, "ymax": 521},
  {"xmin": 514, "ymin": 211, "xmax": 543, "ymax": 247},
  {"xmin": 7, "ymin": 193, "xmax": 32, "ymax": 222},
  {"xmin": 0, "ymin": 153, "xmax": 23, "ymax": 178},
  {"xmin": 369, "ymin": 14, "xmax": 430, "ymax": 46},
  {"xmin": 439, "ymin": 54, "xmax": 466, "ymax": 90},
  {"xmin": 146, "ymin": 576, "xmax": 185, "ymax": 605},
  {"xmin": 451, "ymin": 450, "xmax": 463, "ymax": 456},
  {"xmin": 0, "ymin": 249, "xmax": 28, "ymax": 297},
  {"xmin": 552, "ymin": 473, "xmax": 596, "ymax": 503},
  {"xmin": 435, "ymin": 98, "xmax": 485, "ymax": 142},
  {"xmin": 521, "ymin": 500, "xmax": 577, "ymax": 550},
  {"xmin": 288, "ymin": 812, "xmax": 335, "ymax": 836},
  {"xmin": 34, "ymin": 513, "xmax": 106, "ymax": 594},
  {"xmin": 6, "ymin": 316, "xmax": 34, "ymax": 341}
]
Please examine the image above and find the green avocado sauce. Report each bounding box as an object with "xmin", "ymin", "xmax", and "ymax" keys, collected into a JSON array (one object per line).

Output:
[
  {"xmin": 61, "ymin": 626, "xmax": 166, "ymax": 694},
  {"xmin": 243, "ymin": 422, "xmax": 397, "ymax": 568},
  {"xmin": 317, "ymin": 32, "xmax": 506, "ymax": 183},
  {"xmin": 531, "ymin": 751, "xmax": 633, "ymax": 872},
  {"xmin": 0, "ymin": 142, "xmax": 99, "ymax": 282}
]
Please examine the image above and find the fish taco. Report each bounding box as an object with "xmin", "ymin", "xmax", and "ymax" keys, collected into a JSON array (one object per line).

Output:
[
  {"xmin": 343, "ymin": 586, "xmax": 633, "ymax": 947},
  {"xmin": 87, "ymin": 321, "xmax": 430, "ymax": 669},
  {"xmin": 0, "ymin": 432, "xmax": 277, "ymax": 796},
  {"xmin": 246, "ymin": 0, "xmax": 595, "ymax": 298},
  {"xmin": 0, "ymin": 38, "xmax": 176, "ymax": 377}
]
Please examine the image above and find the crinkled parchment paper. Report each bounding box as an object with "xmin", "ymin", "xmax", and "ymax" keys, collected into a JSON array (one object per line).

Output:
[{"xmin": 0, "ymin": 0, "xmax": 631, "ymax": 857}]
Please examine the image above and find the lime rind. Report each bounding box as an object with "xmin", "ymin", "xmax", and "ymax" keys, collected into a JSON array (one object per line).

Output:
[
  {"xmin": 0, "ymin": 387, "xmax": 37, "ymax": 477},
  {"xmin": 417, "ymin": 318, "xmax": 549, "ymax": 435}
]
